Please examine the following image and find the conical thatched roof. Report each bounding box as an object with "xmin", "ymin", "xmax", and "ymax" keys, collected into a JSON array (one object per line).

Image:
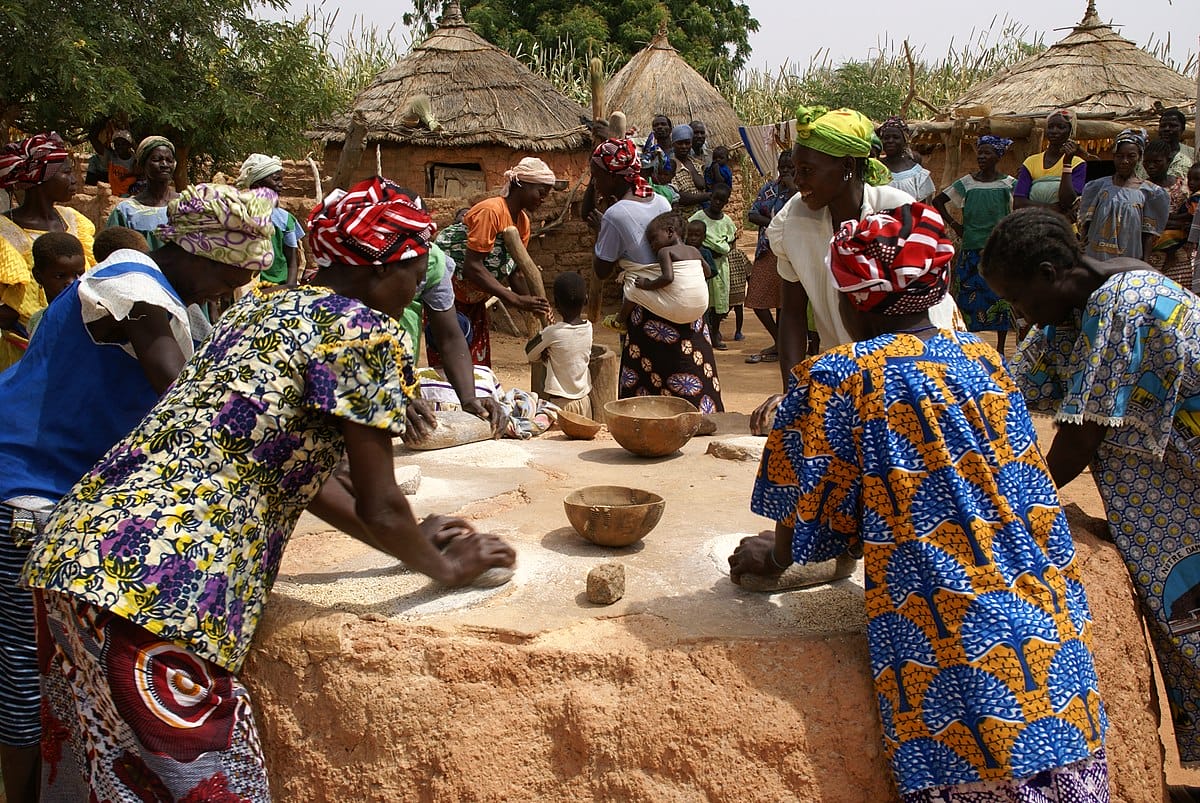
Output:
[
  {"xmin": 308, "ymin": 1, "xmax": 589, "ymax": 151},
  {"xmin": 605, "ymin": 30, "xmax": 742, "ymax": 148},
  {"xmin": 948, "ymin": 1, "xmax": 1195, "ymax": 120}
]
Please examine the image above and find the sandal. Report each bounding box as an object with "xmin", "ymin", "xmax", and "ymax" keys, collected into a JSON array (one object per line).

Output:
[
  {"xmin": 713, "ymin": 342, "xmax": 729, "ymax": 350},
  {"xmin": 744, "ymin": 353, "xmax": 764, "ymax": 364},
  {"xmin": 761, "ymin": 351, "xmax": 779, "ymax": 362}
]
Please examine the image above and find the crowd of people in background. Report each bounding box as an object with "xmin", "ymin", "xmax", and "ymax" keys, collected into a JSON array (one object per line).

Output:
[{"xmin": 0, "ymin": 96, "xmax": 1197, "ymax": 802}]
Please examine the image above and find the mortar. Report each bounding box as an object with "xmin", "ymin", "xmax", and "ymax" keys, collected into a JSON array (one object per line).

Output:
[{"xmin": 604, "ymin": 397, "xmax": 702, "ymax": 457}]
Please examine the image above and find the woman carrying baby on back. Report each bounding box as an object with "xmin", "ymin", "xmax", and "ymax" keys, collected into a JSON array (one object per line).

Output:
[{"xmin": 604, "ymin": 211, "xmax": 708, "ymax": 333}]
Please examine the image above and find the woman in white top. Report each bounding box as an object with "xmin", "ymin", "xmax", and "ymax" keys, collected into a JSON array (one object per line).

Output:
[
  {"xmin": 878, "ymin": 116, "xmax": 935, "ymax": 202},
  {"xmin": 752, "ymin": 106, "xmax": 960, "ymax": 433}
]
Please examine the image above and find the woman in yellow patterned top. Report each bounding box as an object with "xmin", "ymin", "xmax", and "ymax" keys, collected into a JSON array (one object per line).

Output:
[
  {"xmin": 733, "ymin": 203, "xmax": 1108, "ymax": 801},
  {"xmin": 0, "ymin": 133, "xmax": 96, "ymax": 369},
  {"xmin": 22, "ymin": 177, "xmax": 515, "ymax": 801}
]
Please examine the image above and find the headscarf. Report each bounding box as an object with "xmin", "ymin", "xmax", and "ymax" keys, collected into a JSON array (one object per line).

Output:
[
  {"xmin": 977, "ymin": 135, "xmax": 1013, "ymax": 156},
  {"xmin": 1115, "ymin": 127, "xmax": 1149, "ymax": 154},
  {"xmin": 794, "ymin": 106, "xmax": 893, "ymax": 186},
  {"xmin": 1046, "ymin": 108, "xmax": 1077, "ymax": 136},
  {"xmin": 877, "ymin": 116, "xmax": 910, "ymax": 139},
  {"xmin": 499, "ymin": 157, "xmax": 557, "ymax": 197},
  {"xmin": 0, "ymin": 133, "xmax": 70, "ymax": 190},
  {"xmin": 829, "ymin": 202, "xmax": 954, "ymax": 315},
  {"xmin": 236, "ymin": 154, "xmax": 284, "ymax": 189},
  {"xmin": 134, "ymin": 136, "xmax": 175, "ymax": 171},
  {"xmin": 307, "ymin": 176, "xmax": 437, "ymax": 268},
  {"xmin": 670, "ymin": 124, "xmax": 693, "ymax": 143},
  {"xmin": 156, "ymin": 184, "xmax": 276, "ymax": 272},
  {"xmin": 591, "ymin": 138, "xmax": 653, "ymax": 198}
]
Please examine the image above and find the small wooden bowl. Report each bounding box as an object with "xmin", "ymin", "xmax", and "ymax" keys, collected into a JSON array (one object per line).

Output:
[
  {"xmin": 604, "ymin": 397, "xmax": 702, "ymax": 457},
  {"xmin": 564, "ymin": 485, "xmax": 665, "ymax": 547},
  {"xmin": 557, "ymin": 410, "xmax": 602, "ymax": 440}
]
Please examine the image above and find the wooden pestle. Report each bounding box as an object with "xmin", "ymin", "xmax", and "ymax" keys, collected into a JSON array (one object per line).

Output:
[{"xmin": 501, "ymin": 225, "xmax": 549, "ymax": 338}]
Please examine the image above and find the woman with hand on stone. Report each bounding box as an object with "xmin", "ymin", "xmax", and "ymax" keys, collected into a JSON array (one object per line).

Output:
[
  {"xmin": 735, "ymin": 202, "xmax": 1109, "ymax": 802},
  {"xmin": 982, "ymin": 205, "xmax": 1200, "ymax": 774},
  {"xmin": 21, "ymin": 176, "xmax": 515, "ymax": 801}
]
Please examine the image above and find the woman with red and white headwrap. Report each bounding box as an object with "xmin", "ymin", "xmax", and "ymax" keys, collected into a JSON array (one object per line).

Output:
[
  {"xmin": 590, "ymin": 138, "xmax": 724, "ymax": 412},
  {"xmin": 0, "ymin": 133, "xmax": 96, "ymax": 369},
  {"xmin": 733, "ymin": 202, "xmax": 1110, "ymax": 803},
  {"xmin": 428, "ymin": 157, "xmax": 556, "ymax": 367},
  {"xmin": 21, "ymin": 176, "xmax": 515, "ymax": 801}
]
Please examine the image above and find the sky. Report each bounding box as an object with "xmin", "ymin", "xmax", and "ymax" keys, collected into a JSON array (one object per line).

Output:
[{"xmin": 275, "ymin": 0, "xmax": 1200, "ymax": 74}]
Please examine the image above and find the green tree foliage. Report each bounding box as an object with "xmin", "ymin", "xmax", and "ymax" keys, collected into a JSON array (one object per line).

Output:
[
  {"xmin": 403, "ymin": 0, "xmax": 758, "ymax": 84},
  {"xmin": 0, "ymin": 0, "xmax": 344, "ymax": 173}
]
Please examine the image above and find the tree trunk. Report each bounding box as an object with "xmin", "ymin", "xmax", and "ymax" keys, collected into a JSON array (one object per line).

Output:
[
  {"xmin": 173, "ymin": 142, "xmax": 190, "ymax": 190},
  {"xmin": 329, "ymin": 111, "xmax": 368, "ymax": 192}
]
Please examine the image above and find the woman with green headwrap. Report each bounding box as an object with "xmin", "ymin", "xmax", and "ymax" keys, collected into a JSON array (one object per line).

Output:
[
  {"xmin": 750, "ymin": 106, "xmax": 962, "ymax": 434},
  {"xmin": 105, "ymin": 136, "xmax": 179, "ymax": 250}
]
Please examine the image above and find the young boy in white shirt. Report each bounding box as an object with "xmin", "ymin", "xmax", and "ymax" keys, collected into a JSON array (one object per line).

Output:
[{"xmin": 526, "ymin": 272, "xmax": 594, "ymax": 417}]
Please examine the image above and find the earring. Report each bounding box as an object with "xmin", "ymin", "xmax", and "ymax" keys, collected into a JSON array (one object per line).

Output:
[{"xmin": 843, "ymin": 169, "xmax": 854, "ymax": 182}]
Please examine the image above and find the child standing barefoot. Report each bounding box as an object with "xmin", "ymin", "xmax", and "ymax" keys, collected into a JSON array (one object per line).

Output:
[
  {"xmin": 604, "ymin": 211, "xmax": 708, "ymax": 332},
  {"xmin": 689, "ymin": 183, "xmax": 736, "ymax": 348},
  {"xmin": 527, "ymin": 272, "xmax": 594, "ymax": 417}
]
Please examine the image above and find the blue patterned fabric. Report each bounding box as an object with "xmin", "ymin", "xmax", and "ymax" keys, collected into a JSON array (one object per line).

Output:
[
  {"xmin": 752, "ymin": 330, "xmax": 1106, "ymax": 795},
  {"xmin": 1013, "ymin": 269, "xmax": 1200, "ymax": 764}
]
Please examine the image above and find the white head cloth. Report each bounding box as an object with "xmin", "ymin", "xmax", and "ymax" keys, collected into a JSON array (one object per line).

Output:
[
  {"xmin": 236, "ymin": 154, "xmax": 284, "ymax": 189},
  {"xmin": 499, "ymin": 157, "xmax": 557, "ymax": 196}
]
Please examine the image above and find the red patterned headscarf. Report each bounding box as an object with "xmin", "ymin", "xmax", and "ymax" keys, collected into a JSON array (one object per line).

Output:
[
  {"xmin": 591, "ymin": 138, "xmax": 652, "ymax": 198},
  {"xmin": 829, "ymin": 202, "xmax": 954, "ymax": 315},
  {"xmin": 307, "ymin": 176, "xmax": 437, "ymax": 268},
  {"xmin": 0, "ymin": 133, "xmax": 70, "ymax": 190}
]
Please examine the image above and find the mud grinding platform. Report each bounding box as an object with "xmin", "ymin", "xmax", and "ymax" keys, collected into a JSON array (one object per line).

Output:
[{"xmin": 246, "ymin": 426, "xmax": 1167, "ymax": 802}]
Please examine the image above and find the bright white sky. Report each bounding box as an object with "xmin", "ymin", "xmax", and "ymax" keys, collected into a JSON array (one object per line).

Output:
[{"xmin": 272, "ymin": 0, "xmax": 1200, "ymax": 75}]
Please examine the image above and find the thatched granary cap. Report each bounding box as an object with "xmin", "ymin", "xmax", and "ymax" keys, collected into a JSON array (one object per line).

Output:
[
  {"xmin": 308, "ymin": 1, "xmax": 590, "ymax": 151},
  {"xmin": 947, "ymin": 1, "xmax": 1195, "ymax": 121},
  {"xmin": 605, "ymin": 30, "xmax": 742, "ymax": 149}
]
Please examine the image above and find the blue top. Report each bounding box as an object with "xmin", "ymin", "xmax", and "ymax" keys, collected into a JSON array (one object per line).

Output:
[{"xmin": 0, "ymin": 259, "xmax": 185, "ymax": 501}]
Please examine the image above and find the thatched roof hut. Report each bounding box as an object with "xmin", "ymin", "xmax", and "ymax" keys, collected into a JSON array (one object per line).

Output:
[
  {"xmin": 913, "ymin": 1, "xmax": 1195, "ymax": 185},
  {"xmin": 307, "ymin": 1, "xmax": 596, "ymax": 288},
  {"xmin": 307, "ymin": 0, "xmax": 591, "ymax": 194},
  {"xmin": 604, "ymin": 30, "xmax": 742, "ymax": 149},
  {"xmin": 947, "ymin": 1, "xmax": 1194, "ymax": 125}
]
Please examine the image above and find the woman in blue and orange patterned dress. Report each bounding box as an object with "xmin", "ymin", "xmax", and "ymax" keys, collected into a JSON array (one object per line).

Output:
[
  {"xmin": 983, "ymin": 205, "xmax": 1200, "ymax": 776},
  {"xmin": 733, "ymin": 203, "xmax": 1109, "ymax": 801}
]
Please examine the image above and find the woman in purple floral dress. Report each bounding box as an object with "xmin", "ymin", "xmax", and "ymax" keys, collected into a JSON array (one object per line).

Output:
[{"xmin": 21, "ymin": 177, "xmax": 515, "ymax": 802}]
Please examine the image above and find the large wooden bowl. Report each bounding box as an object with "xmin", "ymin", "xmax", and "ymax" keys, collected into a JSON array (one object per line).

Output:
[
  {"xmin": 604, "ymin": 397, "xmax": 702, "ymax": 457},
  {"xmin": 557, "ymin": 409, "xmax": 602, "ymax": 440},
  {"xmin": 564, "ymin": 485, "xmax": 665, "ymax": 547}
]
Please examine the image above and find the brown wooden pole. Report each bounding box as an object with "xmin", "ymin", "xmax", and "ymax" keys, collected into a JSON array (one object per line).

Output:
[{"xmin": 501, "ymin": 225, "xmax": 548, "ymax": 338}]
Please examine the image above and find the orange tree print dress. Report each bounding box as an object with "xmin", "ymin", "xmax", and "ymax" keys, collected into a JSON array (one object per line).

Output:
[{"xmin": 751, "ymin": 330, "xmax": 1107, "ymax": 798}]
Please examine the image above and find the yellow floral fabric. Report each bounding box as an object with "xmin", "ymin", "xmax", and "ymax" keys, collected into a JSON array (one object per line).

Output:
[
  {"xmin": 23, "ymin": 286, "xmax": 417, "ymax": 672},
  {"xmin": 0, "ymin": 207, "xmax": 97, "ymax": 369},
  {"xmin": 752, "ymin": 330, "xmax": 1106, "ymax": 795}
]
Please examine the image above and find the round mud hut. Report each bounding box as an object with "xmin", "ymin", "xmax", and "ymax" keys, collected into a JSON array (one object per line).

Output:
[
  {"xmin": 307, "ymin": 0, "xmax": 595, "ymax": 281},
  {"xmin": 911, "ymin": 1, "xmax": 1196, "ymax": 184}
]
